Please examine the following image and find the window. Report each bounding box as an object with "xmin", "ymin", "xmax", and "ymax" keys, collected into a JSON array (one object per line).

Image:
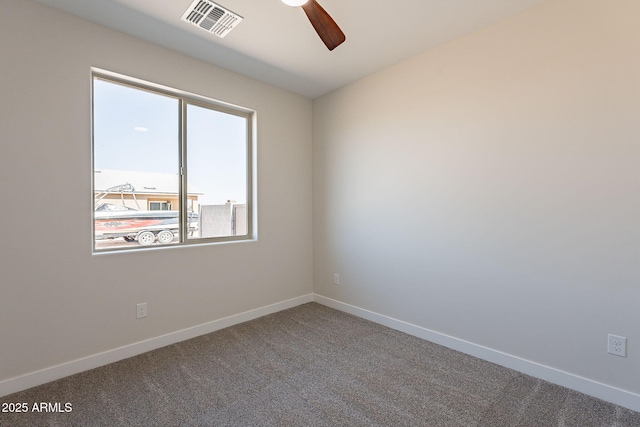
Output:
[
  {"xmin": 149, "ymin": 201, "xmax": 172, "ymax": 211},
  {"xmin": 92, "ymin": 70, "xmax": 253, "ymax": 251}
]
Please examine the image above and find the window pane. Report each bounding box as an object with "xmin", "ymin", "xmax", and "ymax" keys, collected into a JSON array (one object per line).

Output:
[
  {"xmin": 92, "ymin": 72, "xmax": 253, "ymax": 252},
  {"xmin": 93, "ymin": 78, "xmax": 180, "ymax": 249},
  {"xmin": 186, "ymin": 104, "xmax": 248, "ymax": 239}
]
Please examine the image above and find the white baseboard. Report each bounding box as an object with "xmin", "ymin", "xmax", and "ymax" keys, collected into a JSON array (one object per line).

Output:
[
  {"xmin": 313, "ymin": 294, "xmax": 640, "ymax": 413},
  {"xmin": 4, "ymin": 293, "xmax": 638, "ymax": 413},
  {"xmin": 0, "ymin": 294, "xmax": 314, "ymax": 398}
]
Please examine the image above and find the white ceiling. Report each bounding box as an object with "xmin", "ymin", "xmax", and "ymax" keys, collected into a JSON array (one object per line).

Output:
[{"xmin": 34, "ymin": 0, "xmax": 548, "ymax": 98}]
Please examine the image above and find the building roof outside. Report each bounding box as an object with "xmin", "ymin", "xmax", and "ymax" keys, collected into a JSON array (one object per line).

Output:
[{"xmin": 94, "ymin": 169, "xmax": 202, "ymax": 195}]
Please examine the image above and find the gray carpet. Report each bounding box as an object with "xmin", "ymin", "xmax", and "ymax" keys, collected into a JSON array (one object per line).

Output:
[{"xmin": 1, "ymin": 302, "xmax": 638, "ymax": 426}]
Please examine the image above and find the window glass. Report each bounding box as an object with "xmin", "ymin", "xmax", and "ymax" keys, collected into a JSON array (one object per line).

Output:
[
  {"xmin": 186, "ymin": 103, "xmax": 247, "ymax": 239},
  {"xmin": 92, "ymin": 73, "xmax": 252, "ymax": 251}
]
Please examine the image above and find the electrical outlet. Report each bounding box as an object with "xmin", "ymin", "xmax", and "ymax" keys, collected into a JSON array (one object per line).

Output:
[
  {"xmin": 333, "ymin": 273, "xmax": 340, "ymax": 285},
  {"xmin": 136, "ymin": 302, "xmax": 147, "ymax": 319},
  {"xmin": 607, "ymin": 334, "xmax": 626, "ymax": 357}
]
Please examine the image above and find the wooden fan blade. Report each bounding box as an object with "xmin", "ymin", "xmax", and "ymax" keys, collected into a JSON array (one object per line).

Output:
[{"xmin": 301, "ymin": 0, "xmax": 346, "ymax": 51}]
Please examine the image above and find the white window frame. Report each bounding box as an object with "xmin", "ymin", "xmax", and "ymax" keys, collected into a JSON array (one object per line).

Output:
[{"xmin": 91, "ymin": 69, "xmax": 255, "ymax": 252}]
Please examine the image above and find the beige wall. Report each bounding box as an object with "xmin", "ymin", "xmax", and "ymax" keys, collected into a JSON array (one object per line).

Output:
[
  {"xmin": 313, "ymin": 0, "xmax": 640, "ymax": 399},
  {"xmin": 0, "ymin": 0, "xmax": 312, "ymax": 383},
  {"xmin": 3, "ymin": 0, "xmax": 640, "ymax": 411}
]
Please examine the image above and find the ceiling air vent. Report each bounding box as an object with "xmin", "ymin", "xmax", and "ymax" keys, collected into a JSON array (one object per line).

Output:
[{"xmin": 181, "ymin": 0, "xmax": 243, "ymax": 38}]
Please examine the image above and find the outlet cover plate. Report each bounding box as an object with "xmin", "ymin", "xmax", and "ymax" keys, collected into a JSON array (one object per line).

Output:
[
  {"xmin": 607, "ymin": 334, "xmax": 626, "ymax": 357},
  {"xmin": 136, "ymin": 303, "xmax": 148, "ymax": 319}
]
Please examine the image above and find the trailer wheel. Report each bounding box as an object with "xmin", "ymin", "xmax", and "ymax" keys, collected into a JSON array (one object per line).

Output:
[
  {"xmin": 157, "ymin": 230, "xmax": 173, "ymax": 244},
  {"xmin": 123, "ymin": 236, "xmax": 135, "ymax": 242},
  {"xmin": 137, "ymin": 231, "xmax": 156, "ymax": 246}
]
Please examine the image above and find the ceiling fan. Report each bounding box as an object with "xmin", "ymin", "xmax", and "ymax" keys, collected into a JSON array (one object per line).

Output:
[
  {"xmin": 182, "ymin": 0, "xmax": 345, "ymax": 51},
  {"xmin": 281, "ymin": 0, "xmax": 346, "ymax": 51}
]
